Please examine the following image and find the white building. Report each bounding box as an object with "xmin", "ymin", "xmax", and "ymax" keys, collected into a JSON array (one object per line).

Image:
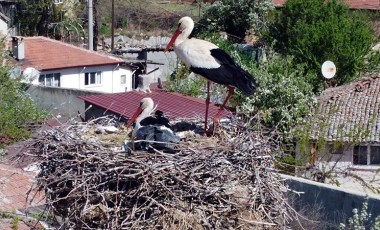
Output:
[{"xmin": 12, "ymin": 36, "xmax": 134, "ymax": 93}]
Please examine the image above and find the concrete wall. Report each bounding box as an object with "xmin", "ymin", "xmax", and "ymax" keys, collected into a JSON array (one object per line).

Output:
[
  {"xmin": 84, "ymin": 103, "xmax": 127, "ymax": 122},
  {"xmin": 26, "ymin": 85, "xmax": 102, "ymax": 118},
  {"xmin": 31, "ymin": 65, "xmax": 133, "ymax": 93},
  {"xmin": 283, "ymin": 174, "xmax": 380, "ymax": 228}
]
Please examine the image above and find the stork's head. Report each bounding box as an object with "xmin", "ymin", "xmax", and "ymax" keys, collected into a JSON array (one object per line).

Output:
[
  {"xmin": 126, "ymin": 97, "xmax": 154, "ymax": 127},
  {"xmin": 164, "ymin": 16, "xmax": 194, "ymax": 52}
]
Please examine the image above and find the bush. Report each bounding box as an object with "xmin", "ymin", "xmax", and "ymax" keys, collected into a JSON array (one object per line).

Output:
[
  {"xmin": 0, "ymin": 38, "xmax": 47, "ymax": 144},
  {"xmin": 264, "ymin": 0, "xmax": 375, "ymax": 92},
  {"xmin": 0, "ymin": 70, "xmax": 47, "ymax": 141},
  {"xmin": 340, "ymin": 198, "xmax": 380, "ymax": 230},
  {"xmin": 194, "ymin": 0, "xmax": 274, "ymax": 42},
  {"xmin": 238, "ymin": 55, "xmax": 317, "ymax": 134}
]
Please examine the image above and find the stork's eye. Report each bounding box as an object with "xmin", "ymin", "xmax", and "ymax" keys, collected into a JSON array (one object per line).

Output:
[{"xmin": 140, "ymin": 102, "xmax": 143, "ymax": 106}]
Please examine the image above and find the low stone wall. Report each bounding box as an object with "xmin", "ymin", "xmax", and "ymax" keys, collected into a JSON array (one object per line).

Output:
[
  {"xmin": 283, "ymin": 174, "xmax": 380, "ymax": 228},
  {"xmin": 26, "ymin": 85, "xmax": 102, "ymax": 118}
]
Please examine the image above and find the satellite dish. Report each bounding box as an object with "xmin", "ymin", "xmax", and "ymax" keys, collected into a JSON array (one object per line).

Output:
[
  {"xmin": 321, "ymin": 61, "xmax": 336, "ymax": 79},
  {"xmin": 23, "ymin": 67, "xmax": 40, "ymax": 82}
]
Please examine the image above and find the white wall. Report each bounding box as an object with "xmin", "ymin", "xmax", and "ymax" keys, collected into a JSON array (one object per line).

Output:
[
  {"xmin": 0, "ymin": 19, "xmax": 8, "ymax": 37},
  {"xmin": 32, "ymin": 64, "xmax": 133, "ymax": 93}
]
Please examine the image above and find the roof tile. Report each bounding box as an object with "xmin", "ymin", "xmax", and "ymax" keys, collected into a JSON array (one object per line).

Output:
[
  {"xmin": 17, "ymin": 37, "xmax": 125, "ymax": 71},
  {"xmin": 309, "ymin": 76, "xmax": 380, "ymax": 143}
]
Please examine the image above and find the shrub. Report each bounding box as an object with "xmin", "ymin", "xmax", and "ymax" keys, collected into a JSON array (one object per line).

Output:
[
  {"xmin": 340, "ymin": 198, "xmax": 380, "ymax": 230},
  {"xmin": 194, "ymin": 0, "xmax": 274, "ymax": 41},
  {"xmin": 0, "ymin": 38, "xmax": 47, "ymax": 143},
  {"xmin": 238, "ymin": 55, "xmax": 317, "ymax": 135},
  {"xmin": 264, "ymin": 0, "xmax": 375, "ymax": 92}
]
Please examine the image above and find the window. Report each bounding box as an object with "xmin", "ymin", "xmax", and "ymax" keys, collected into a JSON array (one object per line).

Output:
[
  {"xmin": 38, "ymin": 73, "xmax": 61, "ymax": 87},
  {"xmin": 371, "ymin": 146, "xmax": 380, "ymax": 165},
  {"xmin": 85, "ymin": 72, "xmax": 101, "ymax": 86},
  {"xmin": 120, "ymin": 75, "xmax": 126, "ymax": 84},
  {"xmin": 353, "ymin": 145, "xmax": 380, "ymax": 165}
]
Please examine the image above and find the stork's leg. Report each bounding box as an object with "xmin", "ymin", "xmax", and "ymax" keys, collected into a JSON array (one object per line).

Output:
[
  {"xmin": 212, "ymin": 86, "xmax": 234, "ymax": 134},
  {"xmin": 204, "ymin": 81, "xmax": 211, "ymax": 134}
]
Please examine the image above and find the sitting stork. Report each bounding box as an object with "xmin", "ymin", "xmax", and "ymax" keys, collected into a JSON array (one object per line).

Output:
[{"xmin": 126, "ymin": 97, "xmax": 180, "ymax": 152}]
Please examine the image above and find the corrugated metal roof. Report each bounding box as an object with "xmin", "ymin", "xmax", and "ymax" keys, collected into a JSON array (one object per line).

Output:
[
  {"xmin": 309, "ymin": 76, "xmax": 380, "ymax": 143},
  {"xmin": 79, "ymin": 89, "xmax": 231, "ymax": 120}
]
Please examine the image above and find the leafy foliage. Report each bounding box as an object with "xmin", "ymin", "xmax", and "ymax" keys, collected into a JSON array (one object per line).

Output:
[
  {"xmin": 0, "ymin": 38, "xmax": 47, "ymax": 143},
  {"xmin": 264, "ymin": 0, "xmax": 375, "ymax": 92},
  {"xmin": 238, "ymin": 55, "xmax": 317, "ymax": 134},
  {"xmin": 194, "ymin": 0, "xmax": 274, "ymax": 41},
  {"xmin": 15, "ymin": 0, "xmax": 62, "ymax": 36},
  {"xmin": 340, "ymin": 197, "xmax": 380, "ymax": 230}
]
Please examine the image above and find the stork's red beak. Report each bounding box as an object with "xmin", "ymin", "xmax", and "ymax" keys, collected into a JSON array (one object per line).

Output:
[
  {"xmin": 164, "ymin": 29, "xmax": 181, "ymax": 52},
  {"xmin": 126, "ymin": 107, "xmax": 143, "ymax": 127}
]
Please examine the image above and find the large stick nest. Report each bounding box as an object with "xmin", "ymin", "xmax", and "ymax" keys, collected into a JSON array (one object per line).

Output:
[{"xmin": 28, "ymin": 116, "xmax": 295, "ymax": 229}]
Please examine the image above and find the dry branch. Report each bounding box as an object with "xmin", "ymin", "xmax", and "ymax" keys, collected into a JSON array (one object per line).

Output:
[{"xmin": 27, "ymin": 116, "xmax": 295, "ymax": 229}]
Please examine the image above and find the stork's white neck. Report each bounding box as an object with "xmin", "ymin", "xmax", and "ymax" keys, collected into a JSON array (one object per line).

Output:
[
  {"xmin": 132, "ymin": 108, "xmax": 152, "ymax": 137},
  {"xmin": 174, "ymin": 17, "xmax": 194, "ymax": 47}
]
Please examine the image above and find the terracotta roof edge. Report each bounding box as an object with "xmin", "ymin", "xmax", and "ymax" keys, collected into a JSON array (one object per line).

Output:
[{"xmin": 24, "ymin": 36, "xmax": 125, "ymax": 63}]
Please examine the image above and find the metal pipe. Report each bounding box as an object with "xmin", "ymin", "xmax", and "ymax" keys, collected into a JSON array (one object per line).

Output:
[{"xmin": 88, "ymin": 0, "xmax": 93, "ymax": 50}]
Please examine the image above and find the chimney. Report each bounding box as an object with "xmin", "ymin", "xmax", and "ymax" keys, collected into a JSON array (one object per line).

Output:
[{"xmin": 12, "ymin": 36, "xmax": 24, "ymax": 61}]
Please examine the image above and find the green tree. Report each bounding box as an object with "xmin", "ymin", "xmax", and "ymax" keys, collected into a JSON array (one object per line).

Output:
[
  {"xmin": 194, "ymin": 0, "xmax": 274, "ymax": 42},
  {"xmin": 264, "ymin": 0, "xmax": 374, "ymax": 92},
  {"xmin": 15, "ymin": 0, "xmax": 61, "ymax": 36},
  {"xmin": 0, "ymin": 38, "xmax": 47, "ymax": 143}
]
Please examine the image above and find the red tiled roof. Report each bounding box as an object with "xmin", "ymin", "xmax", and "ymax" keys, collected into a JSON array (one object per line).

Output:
[
  {"xmin": 79, "ymin": 89, "xmax": 231, "ymax": 120},
  {"xmin": 309, "ymin": 76, "xmax": 380, "ymax": 143},
  {"xmin": 18, "ymin": 37, "xmax": 125, "ymax": 71},
  {"xmin": 0, "ymin": 163, "xmax": 44, "ymax": 212},
  {"xmin": 272, "ymin": 0, "xmax": 380, "ymax": 10}
]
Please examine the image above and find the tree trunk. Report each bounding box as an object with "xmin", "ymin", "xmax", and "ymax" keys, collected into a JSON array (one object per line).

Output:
[{"xmin": 36, "ymin": 6, "xmax": 51, "ymax": 36}]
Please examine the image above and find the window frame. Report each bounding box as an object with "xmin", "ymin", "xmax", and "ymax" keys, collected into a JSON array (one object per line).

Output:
[
  {"xmin": 353, "ymin": 145, "xmax": 380, "ymax": 166},
  {"xmin": 120, "ymin": 75, "xmax": 126, "ymax": 85},
  {"xmin": 38, "ymin": 72, "xmax": 61, "ymax": 87},
  {"xmin": 84, "ymin": 72, "xmax": 102, "ymax": 86}
]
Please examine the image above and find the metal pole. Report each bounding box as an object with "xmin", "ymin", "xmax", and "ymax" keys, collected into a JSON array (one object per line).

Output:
[
  {"xmin": 88, "ymin": 0, "xmax": 94, "ymax": 50},
  {"xmin": 111, "ymin": 0, "xmax": 115, "ymax": 51}
]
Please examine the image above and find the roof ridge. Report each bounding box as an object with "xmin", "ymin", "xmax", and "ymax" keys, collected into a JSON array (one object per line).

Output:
[{"xmin": 25, "ymin": 36, "xmax": 124, "ymax": 62}]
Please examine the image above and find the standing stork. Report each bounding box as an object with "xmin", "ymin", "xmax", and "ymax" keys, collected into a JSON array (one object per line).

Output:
[{"xmin": 164, "ymin": 16, "xmax": 257, "ymax": 134}]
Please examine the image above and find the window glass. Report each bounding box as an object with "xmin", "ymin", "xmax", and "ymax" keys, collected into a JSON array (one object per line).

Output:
[
  {"xmin": 38, "ymin": 75, "xmax": 45, "ymax": 85},
  {"xmin": 85, "ymin": 72, "xmax": 101, "ymax": 86},
  {"xmin": 370, "ymin": 146, "xmax": 380, "ymax": 165},
  {"xmin": 39, "ymin": 73, "xmax": 60, "ymax": 87},
  {"xmin": 120, "ymin": 75, "xmax": 126, "ymax": 84},
  {"xmin": 353, "ymin": 145, "xmax": 368, "ymax": 165}
]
